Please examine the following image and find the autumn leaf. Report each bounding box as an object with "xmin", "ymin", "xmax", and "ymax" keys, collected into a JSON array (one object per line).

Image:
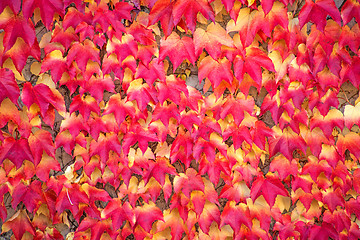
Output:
[
  {"xmin": 0, "ymin": 68, "xmax": 19, "ymax": 104},
  {"xmin": 172, "ymin": 0, "xmax": 215, "ymax": 32},
  {"xmin": 22, "ymin": 0, "xmax": 64, "ymax": 29},
  {"xmin": 298, "ymin": 0, "xmax": 341, "ymax": 31},
  {"xmin": 102, "ymin": 200, "xmax": 135, "ymax": 230},
  {"xmin": 134, "ymin": 202, "xmax": 164, "ymax": 232},
  {"xmin": 250, "ymin": 174, "xmax": 289, "ymax": 207},
  {"xmin": 2, "ymin": 15, "xmax": 36, "ymax": 52},
  {"xmin": 159, "ymin": 32, "xmax": 196, "ymax": 71},
  {"xmin": 149, "ymin": 0, "xmax": 176, "ymax": 37},
  {"xmin": 122, "ymin": 123, "xmax": 158, "ymax": 155},
  {"xmin": 269, "ymin": 126, "xmax": 307, "ymax": 160},
  {"xmin": 2, "ymin": 210, "xmax": 35, "ymax": 240},
  {"xmin": 198, "ymin": 56, "xmax": 233, "ymax": 89},
  {"xmin": 28, "ymin": 129, "xmax": 55, "ymax": 166},
  {"xmin": 0, "ymin": 137, "xmax": 34, "ymax": 169},
  {"xmin": 193, "ymin": 22, "xmax": 234, "ymax": 59},
  {"xmin": 341, "ymin": 0, "xmax": 360, "ymax": 25},
  {"xmin": 220, "ymin": 201, "xmax": 252, "ymax": 234}
]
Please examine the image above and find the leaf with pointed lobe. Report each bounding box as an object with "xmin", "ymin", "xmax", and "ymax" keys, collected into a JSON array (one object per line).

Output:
[
  {"xmin": 66, "ymin": 39, "xmax": 100, "ymax": 72},
  {"xmin": 301, "ymin": 156, "xmax": 332, "ymax": 182},
  {"xmin": 269, "ymin": 126, "xmax": 306, "ymax": 160},
  {"xmin": 341, "ymin": 0, "xmax": 360, "ymax": 26},
  {"xmin": 22, "ymin": 0, "xmax": 64, "ymax": 29},
  {"xmin": 143, "ymin": 157, "xmax": 176, "ymax": 185},
  {"xmin": 76, "ymin": 217, "xmax": 115, "ymax": 240},
  {"xmin": 36, "ymin": 154, "xmax": 61, "ymax": 182},
  {"xmin": 157, "ymin": 75, "xmax": 189, "ymax": 106},
  {"xmin": 2, "ymin": 15, "xmax": 36, "ymax": 52},
  {"xmin": 251, "ymin": 174, "xmax": 289, "ymax": 207},
  {"xmin": 50, "ymin": 25, "xmax": 78, "ymax": 50},
  {"xmin": 220, "ymin": 94, "xmax": 254, "ymax": 126},
  {"xmin": 135, "ymin": 58, "xmax": 166, "ymax": 85},
  {"xmin": 198, "ymin": 56, "xmax": 233, "ymax": 89},
  {"xmin": 300, "ymin": 125, "xmax": 331, "ymax": 158},
  {"xmin": 299, "ymin": 0, "xmax": 341, "ymax": 31},
  {"xmin": 106, "ymin": 35, "xmax": 138, "ymax": 63},
  {"xmin": 172, "ymin": 0, "xmax": 215, "ymax": 32},
  {"xmin": 310, "ymin": 108, "xmax": 343, "ymax": 138},
  {"xmin": 21, "ymin": 82, "xmax": 66, "ymax": 118},
  {"xmin": 170, "ymin": 128, "xmax": 194, "ymax": 167},
  {"xmin": 134, "ymin": 201, "xmax": 163, "ymax": 232},
  {"xmin": 0, "ymin": 68, "xmax": 19, "ymax": 105},
  {"xmin": 2, "ymin": 210, "xmax": 35, "ymax": 240},
  {"xmin": 220, "ymin": 201, "xmax": 252, "ymax": 234},
  {"xmin": 149, "ymin": 0, "xmax": 176, "ymax": 37},
  {"xmin": 103, "ymin": 94, "xmax": 139, "ymax": 125},
  {"xmin": 159, "ymin": 32, "xmax": 196, "ymax": 71},
  {"xmin": 156, "ymin": 209, "xmax": 185, "ymax": 240},
  {"xmin": 28, "ymin": 129, "xmax": 55, "ymax": 167},
  {"xmin": 179, "ymin": 110, "xmax": 201, "ymax": 133},
  {"xmin": 322, "ymin": 187, "xmax": 344, "ymax": 212},
  {"xmin": 11, "ymin": 180, "xmax": 43, "ymax": 213},
  {"xmin": 127, "ymin": 78, "xmax": 158, "ymax": 111},
  {"xmin": 234, "ymin": 47, "xmax": 274, "ymax": 85},
  {"xmin": 41, "ymin": 50, "xmax": 67, "ymax": 83},
  {"xmin": 152, "ymin": 102, "xmax": 180, "ymax": 127},
  {"xmin": 60, "ymin": 112, "xmax": 90, "ymax": 138},
  {"xmin": 55, "ymin": 183, "xmax": 89, "ymax": 216},
  {"xmin": 194, "ymin": 22, "xmax": 234, "ymax": 59},
  {"xmin": 127, "ymin": 21, "xmax": 156, "ymax": 46},
  {"xmin": 226, "ymin": 7, "xmax": 258, "ymax": 47},
  {"xmin": 174, "ymin": 168, "xmax": 204, "ymax": 198},
  {"xmin": 90, "ymin": 133, "xmax": 122, "ymax": 162},
  {"xmin": 102, "ymin": 200, "xmax": 134, "ymax": 230},
  {"xmin": 220, "ymin": 181, "xmax": 250, "ymax": 204},
  {"xmin": 69, "ymin": 95, "xmax": 100, "ymax": 120},
  {"xmin": 0, "ymin": 0, "xmax": 21, "ymax": 14},
  {"xmin": 341, "ymin": 56, "xmax": 360, "ymax": 88},
  {"xmin": 269, "ymin": 155, "xmax": 298, "ymax": 180},
  {"xmin": 337, "ymin": 132, "xmax": 360, "ymax": 159},
  {"xmin": 0, "ymin": 137, "xmax": 33, "ymax": 169},
  {"xmin": 3, "ymin": 36, "xmax": 41, "ymax": 73},
  {"xmin": 193, "ymin": 116, "xmax": 222, "ymax": 141},
  {"xmin": 122, "ymin": 123, "xmax": 158, "ymax": 155}
]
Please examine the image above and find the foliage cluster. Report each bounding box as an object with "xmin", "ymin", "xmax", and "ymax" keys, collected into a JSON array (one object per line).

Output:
[{"xmin": 1, "ymin": 0, "xmax": 360, "ymax": 239}]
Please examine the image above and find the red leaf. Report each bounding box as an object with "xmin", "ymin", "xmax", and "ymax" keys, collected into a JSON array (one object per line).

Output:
[
  {"xmin": 66, "ymin": 39, "xmax": 100, "ymax": 72},
  {"xmin": 156, "ymin": 75, "xmax": 189, "ymax": 106},
  {"xmin": 102, "ymin": 200, "xmax": 134, "ymax": 230},
  {"xmin": 2, "ymin": 15, "xmax": 36, "ymax": 52},
  {"xmin": 198, "ymin": 56, "xmax": 233, "ymax": 89},
  {"xmin": 70, "ymin": 95, "xmax": 100, "ymax": 120},
  {"xmin": 220, "ymin": 201, "xmax": 252, "ymax": 234},
  {"xmin": 2, "ymin": 210, "xmax": 35, "ymax": 240},
  {"xmin": 135, "ymin": 58, "xmax": 166, "ymax": 85},
  {"xmin": 143, "ymin": 157, "xmax": 176, "ymax": 185},
  {"xmin": 193, "ymin": 22, "xmax": 234, "ymax": 59},
  {"xmin": 172, "ymin": 0, "xmax": 215, "ymax": 32},
  {"xmin": 160, "ymin": 32, "xmax": 196, "ymax": 71},
  {"xmin": 250, "ymin": 174, "xmax": 289, "ymax": 207},
  {"xmin": 22, "ymin": 0, "xmax": 64, "ymax": 29},
  {"xmin": 28, "ymin": 129, "xmax": 55, "ymax": 166},
  {"xmin": 299, "ymin": 0, "xmax": 341, "ymax": 31},
  {"xmin": 269, "ymin": 126, "xmax": 307, "ymax": 160},
  {"xmin": 322, "ymin": 188, "xmax": 344, "ymax": 212},
  {"xmin": 341, "ymin": 0, "xmax": 360, "ymax": 25},
  {"xmin": 337, "ymin": 132, "xmax": 360, "ymax": 159},
  {"xmin": 11, "ymin": 180, "xmax": 43, "ymax": 213},
  {"xmin": 76, "ymin": 217, "xmax": 114, "ymax": 240},
  {"xmin": 0, "ymin": 68, "xmax": 19, "ymax": 105},
  {"xmin": 21, "ymin": 82, "xmax": 66, "ymax": 118},
  {"xmin": 152, "ymin": 102, "xmax": 180, "ymax": 127},
  {"xmin": 0, "ymin": 0, "xmax": 21, "ymax": 14},
  {"xmin": 122, "ymin": 123, "xmax": 158, "ymax": 155},
  {"xmin": 149, "ymin": 0, "xmax": 176, "ymax": 37},
  {"xmin": 90, "ymin": 133, "xmax": 122, "ymax": 162},
  {"xmin": 126, "ymin": 79, "xmax": 158, "ymax": 111},
  {"xmin": 0, "ymin": 137, "xmax": 33, "ymax": 169},
  {"xmin": 174, "ymin": 168, "xmax": 204, "ymax": 198},
  {"xmin": 135, "ymin": 202, "xmax": 163, "ymax": 232}
]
